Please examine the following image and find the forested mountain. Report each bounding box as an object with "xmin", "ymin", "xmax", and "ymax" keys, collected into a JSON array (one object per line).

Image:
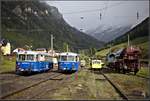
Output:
[
  {"xmin": 1, "ymin": 0, "xmax": 104, "ymax": 52},
  {"xmin": 108, "ymin": 17, "xmax": 149, "ymax": 45}
]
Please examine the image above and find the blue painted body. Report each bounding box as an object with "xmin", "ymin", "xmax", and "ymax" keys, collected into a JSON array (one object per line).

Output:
[
  {"xmin": 16, "ymin": 61, "xmax": 53, "ymax": 72},
  {"xmin": 16, "ymin": 51, "xmax": 53, "ymax": 74},
  {"xmin": 58, "ymin": 61, "xmax": 80, "ymax": 72}
]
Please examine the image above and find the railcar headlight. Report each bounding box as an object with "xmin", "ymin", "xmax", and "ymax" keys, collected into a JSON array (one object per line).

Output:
[
  {"xmin": 17, "ymin": 63, "xmax": 20, "ymax": 65},
  {"xmin": 72, "ymin": 63, "xmax": 75, "ymax": 66},
  {"xmin": 59, "ymin": 63, "xmax": 63, "ymax": 65}
]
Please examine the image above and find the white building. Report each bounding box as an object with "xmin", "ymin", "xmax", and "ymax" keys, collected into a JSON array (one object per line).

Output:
[{"xmin": 1, "ymin": 42, "xmax": 11, "ymax": 55}]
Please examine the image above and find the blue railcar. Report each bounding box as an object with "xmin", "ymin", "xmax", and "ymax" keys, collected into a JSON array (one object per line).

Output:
[
  {"xmin": 16, "ymin": 51, "xmax": 53, "ymax": 74},
  {"xmin": 58, "ymin": 52, "xmax": 80, "ymax": 72}
]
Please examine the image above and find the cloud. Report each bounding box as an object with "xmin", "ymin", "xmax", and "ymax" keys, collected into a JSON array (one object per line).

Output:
[{"xmin": 46, "ymin": 1, "xmax": 149, "ymax": 32}]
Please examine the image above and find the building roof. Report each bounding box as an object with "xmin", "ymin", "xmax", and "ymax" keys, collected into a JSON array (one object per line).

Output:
[
  {"xmin": 126, "ymin": 46, "xmax": 141, "ymax": 54},
  {"xmin": 36, "ymin": 48, "xmax": 46, "ymax": 51},
  {"xmin": 59, "ymin": 52, "xmax": 79, "ymax": 56},
  {"xmin": 114, "ymin": 48, "xmax": 124, "ymax": 57},
  {"xmin": 17, "ymin": 50, "xmax": 50, "ymax": 55},
  {"xmin": 17, "ymin": 51, "xmax": 38, "ymax": 55},
  {"xmin": 92, "ymin": 60, "xmax": 102, "ymax": 62}
]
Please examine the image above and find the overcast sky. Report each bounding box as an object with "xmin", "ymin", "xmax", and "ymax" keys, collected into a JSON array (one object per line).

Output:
[{"xmin": 46, "ymin": 1, "xmax": 149, "ymax": 32}]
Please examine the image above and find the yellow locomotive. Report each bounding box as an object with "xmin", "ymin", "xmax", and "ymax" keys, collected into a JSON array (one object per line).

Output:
[{"xmin": 90, "ymin": 59, "xmax": 104, "ymax": 70}]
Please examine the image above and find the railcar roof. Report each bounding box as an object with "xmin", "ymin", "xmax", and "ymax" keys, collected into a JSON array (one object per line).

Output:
[
  {"xmin": 107, "ymin": 48, "xmax": 124, "ymax": 57},
  {"xmin": 59, "ymin": 52, "xmax": 78, "ymax": 56},
  {"xmin": 17, "ymin": 51, "xmax": 37, "ymax": 55},
  {"xmin": 92, "ymin": 60, "xmax": 101, "ymax": 61},
  {"xmin": 17, "ymin": 51, "xmax": 50, "ymax": 55}
]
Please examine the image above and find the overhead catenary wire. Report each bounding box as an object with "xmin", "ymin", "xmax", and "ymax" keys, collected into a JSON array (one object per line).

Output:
[
  {"xmin": 63, "ymin": 2, "xmax": 123, "ymax": 15},
  {"xmin": 101, "ymin": 0, "xmax": 109, "ymax": 21},
  {"xmin": 1, "ymin": 1, "xmax": 145, "ymax": 20}
]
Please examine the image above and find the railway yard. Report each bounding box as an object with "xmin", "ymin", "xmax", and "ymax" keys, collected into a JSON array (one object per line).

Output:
[
  {"xmin": 0, "ymin": 0, "xmax": 149, "ymax": 100},
  {"xmin": 0, "ymin": 67, "xmax": 149, "ymax": 100}
]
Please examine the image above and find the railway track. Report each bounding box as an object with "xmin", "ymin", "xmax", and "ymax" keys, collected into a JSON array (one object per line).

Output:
[
  {"xmin": 0, "ymin": 72, "xmax": 63, "ymax": 99},
  {"xmin": 29, "ymin": 73, "xmax": 73, "ymax": 99},
  {"xmin": 32, "ymin": 69, "xmax": 82, "ymax": 99},
  {"xmin": 1, "ymin": 69, "xmax": 82, "ymax": 99},
  {"xmin": 90, "ymin": 69, "xmax": 129, "ymax": 100},
  {"xmin": 100, "ymin": 71, "xmax": 129, "ymax": 100},
  {"xmin": 0, "ymin": 69, "xmax": 55, "ymax": 83}
]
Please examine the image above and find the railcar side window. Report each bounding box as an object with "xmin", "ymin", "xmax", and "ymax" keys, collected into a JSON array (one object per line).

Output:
[
  {"xmin": 18, "ymin": 54, "xmax": 34, "ymax": 61},
  {"xmin": 18, "ymin": 54, "xmax": 25, "ymax": 61},
  {"xmin": 75, "ymin": 56, "xmax": 77, "ymax": 61},
  {"xmin": 26, "ymin": 55, "xmax": 34, "ymax": 61}
]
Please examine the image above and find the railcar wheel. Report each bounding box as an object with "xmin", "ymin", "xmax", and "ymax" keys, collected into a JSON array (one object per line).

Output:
[
  {"xmin": 117, "ymin": 68, "xmax": 120, "ymax": 73},
  {"xmin": 16, "ymin": 71, "xmax": 20, "ymax": 75},
  {"xmin": 134, "ymin": 68, "xmax": 139, "ymax": 75},
  {"xmin": 123, "ymin": 68, "xmax": 126, "ymax": 74},
  {"xmin": 16, "ymin": 69, "xmax": 21, "ymax": 75},
  {"xmin": 57, "ymin": 67, "xmax": 62, "ymax": 73}
]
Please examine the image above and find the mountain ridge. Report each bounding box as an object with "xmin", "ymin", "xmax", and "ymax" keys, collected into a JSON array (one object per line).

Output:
[
  {"xmin": 1, "ymin": 0, "xmax": 104, "ymax": 52},
  {"xmin": 86, "ymin": 24, "xmax": 132, "ymax": 43}
]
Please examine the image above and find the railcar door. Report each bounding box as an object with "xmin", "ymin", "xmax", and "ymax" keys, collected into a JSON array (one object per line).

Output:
[{"xmin": 37, "ymin": 54, "xmax": 45, "ymax": 71}]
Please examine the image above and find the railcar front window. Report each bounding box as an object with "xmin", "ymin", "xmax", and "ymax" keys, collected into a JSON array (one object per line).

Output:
[
  {"xmin": 60, "ymin": 56, "xmax": 67, "ymax": 61},
  {"xmin": 96, "ymin": 61, "xmax": 100, "ymax": 64},
  {"xmin": 45, "ymin": 56, "xmax": 52, "ymax": 61},
  {"xmin": 67, "ymin": 56, "xmax": 75, "ymax": 61},
  {"xmin": 60, "ymin": 56, "xmax": 76, "ymax": 61},
  {"xmin": 93, "ymin": 61, "xmax": 100, "ymax": 64}
]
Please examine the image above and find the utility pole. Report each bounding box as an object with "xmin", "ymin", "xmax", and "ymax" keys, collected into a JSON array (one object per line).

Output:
[
  {"xmin": 108, "ymin": 41, "xmax": 113, "ymax": 54},
  {"xmin": 80, "ymin": 16, "xmax": 84, "ymax": 32},
  {"xmin": 51, "ymin": 34, "xmax": 54, "ymax": 57},
  {"xmin": 67, "ymin": 44, "xmax": 68, "ymax": 52},
  {"xmin": 137, "ymin": 12, "xmax": 139, "ymax": 20},
  {"xmin": 128, "ymin": 34, "xmax": 130, "ymax": 47},
  {"xmin": 100, "ymin": 13, "xmax": 102, "ymax": 20},
  {"xmin": 0, "ymin": 0, "xmax": 1, "ymax": 40},
  {"xmin": 109, "ymin": 44, "xmax": 111, "ymax": 54}
]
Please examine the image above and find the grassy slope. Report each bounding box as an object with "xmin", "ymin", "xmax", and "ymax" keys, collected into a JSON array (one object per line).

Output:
[
  {"xmin": 136, "ymin": 67, "xmax": 150, "ymax": 78},
  {"xmin": 96, "ymin": 36, "xmax": 149, "ymax": 59},
  {"xmin": 0, "ymin": 56, "xmax": 16, "ymax": 73}
]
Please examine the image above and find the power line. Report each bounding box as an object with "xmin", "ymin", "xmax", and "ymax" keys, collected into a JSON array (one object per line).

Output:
[
  {"xmin": 63, "ymin": 2, "xmax": 123, "ymax": 15},
  {"xmin": 102, "ymin": 0, "xmax": 109, "ymax": 20}
]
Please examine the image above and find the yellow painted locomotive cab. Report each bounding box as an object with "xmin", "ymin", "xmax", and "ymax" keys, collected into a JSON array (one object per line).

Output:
[{"xmin": 91, "ymin": 60, "xmax": 104, "ymax": 69}]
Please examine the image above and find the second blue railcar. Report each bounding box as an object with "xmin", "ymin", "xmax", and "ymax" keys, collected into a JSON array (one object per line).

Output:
[{"xmin": 58, "ymin": 52, "xmax": 80, "ymax": 72}]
